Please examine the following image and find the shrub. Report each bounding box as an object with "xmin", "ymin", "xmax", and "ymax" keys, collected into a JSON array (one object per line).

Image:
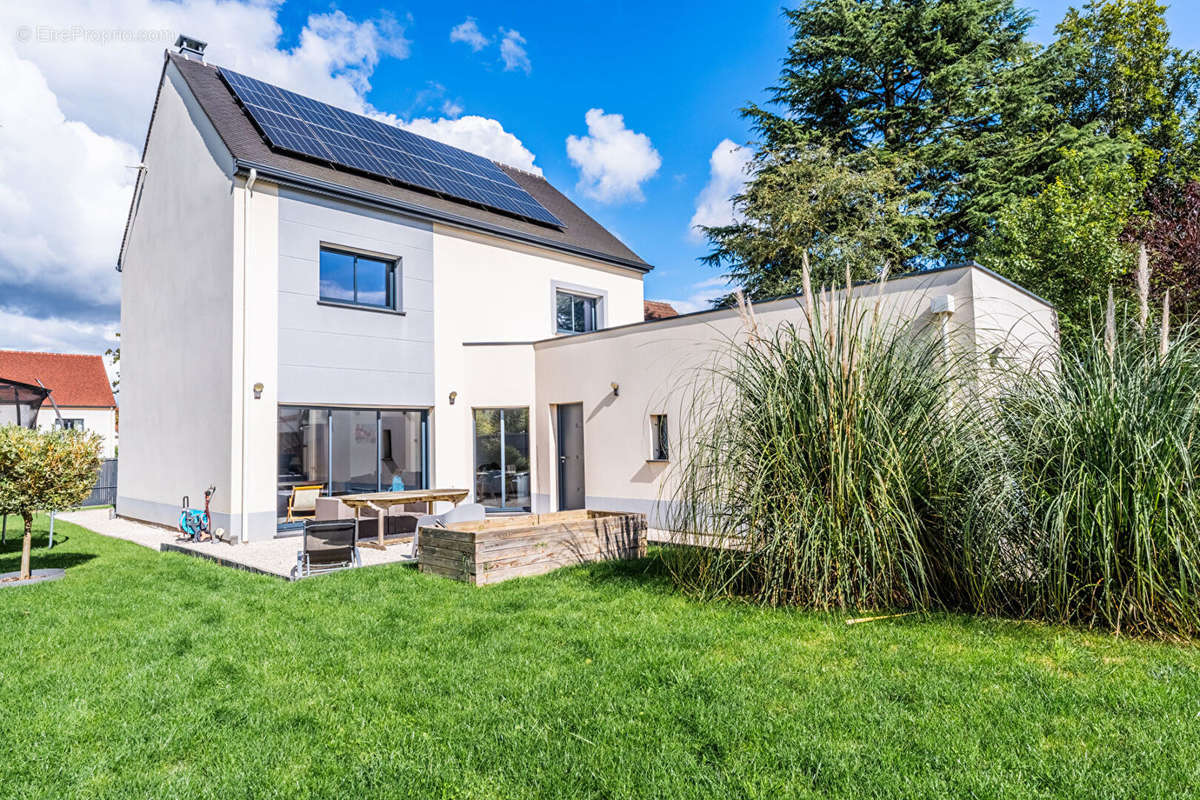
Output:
[
  {"xmin": 662, "ymin": 276, "xmax": 986, "ymax": 611},
  {"xmin": 997, "ymin": 314, "xmax": 1200, "ymax": 638},
  {"xmin": 0, "ymin": 426, "xmax": 102, "ymax": 580}
]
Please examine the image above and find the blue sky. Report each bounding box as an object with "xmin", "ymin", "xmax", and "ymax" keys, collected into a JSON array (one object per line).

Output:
[
  {"xmin": 2, "ymin": 1, "xmax": 1198, "ymax": 354},
  {"xmin": 276, "ymin": 0, "xmax": 796, "ymax": 310},
  {"xmin": 269, "ymin": 0, "xmax": 1200, "ymax": 310}
]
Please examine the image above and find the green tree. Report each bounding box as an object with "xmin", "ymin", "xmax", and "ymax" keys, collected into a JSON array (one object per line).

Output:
[
  {"xmin": 736, "ymin": 0, "xmax": 1098, "ymax": 268},
  {"xmin": 982, "ymin": 151, "xmax": 1140, "ymax": 342},
  {"xmin": 0, "ymin": 426, "xmax": 101, "ymax": 580},
  {"xmin": 701, "ymin": 143, "xmax": 918, "ymax": 298},
  {"xmin": 1052, "ymin": 0, "xmax": 1200, "ymax": 182}
]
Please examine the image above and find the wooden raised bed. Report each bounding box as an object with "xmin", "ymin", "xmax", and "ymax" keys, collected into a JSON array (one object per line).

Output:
[{"xmin": 417, "ymin": 509, "xmax": 647, "ymax": 585}]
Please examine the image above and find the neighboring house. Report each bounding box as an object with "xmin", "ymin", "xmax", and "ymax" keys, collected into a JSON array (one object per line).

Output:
[
  {"xmin": 643, "ymin": 300, "xmax": 678, "ymax": 321},
  {"xmin": 116, "ymin": 39, "xmax": 1057, "ymax": 541},
  {"xmin": 0, "ymin": 350, "xmax": 118, "ymax": 457}
]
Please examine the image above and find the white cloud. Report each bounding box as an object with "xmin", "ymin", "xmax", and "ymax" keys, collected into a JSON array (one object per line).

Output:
[
  {"xmin": 449, "ymin": 18, "xmax": 490, "ymax": 52},
  {"xmin": 566, "ymin": 108, "xmax": 661, "ymax": 204},
  {"xmin": 689, "ymin": 139, "xmax": 752, "ymax": 240},
  {"xmin": 398, "ymin": 116, "xmax": 541, "ymax": 175},
  {"xmin": 0, "ymin": 0, "xmax": 417, "ymax": 356},
  {"xmin": 0, "ymin": 307, "xmax": 119, "ymax": 354},
  {"xmin": 655, "ymin": 277, "xmax": 733, "ymax": 314},
  {"xmin": 441, "ymin": 99, "xmax": 464, "ymax": 118},
  {"xmin": 499, "ymin": 28, "xmax": 531, "ymax": 74},
  {"xmin": 3, "ymin": 2, "xmax": 411, "ymax": 146},
  {"xmin": 0, "ymin": 41, "xmax": 137, "ymax": 319}
]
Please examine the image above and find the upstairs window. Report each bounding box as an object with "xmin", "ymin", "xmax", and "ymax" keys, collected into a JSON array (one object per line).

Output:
[
  {"xmin": 650, "ymin": 414, "xmax": 669, "ymax": 461},
  {"xmin": 55, "ymin": 418, "xmax": 85, "ymax": 431},
  {"xmin": 556, "ymin": 290, "xmax": 598, "ymax": 334},
  {"xmin": 319, "ymin": 247, "xmax": 397, "ymax": 310}
]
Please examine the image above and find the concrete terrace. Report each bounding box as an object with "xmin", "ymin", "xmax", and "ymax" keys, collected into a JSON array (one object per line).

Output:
[{"xmin": 56, "ymin": 508, "xmax": 417, "ymax": 579}]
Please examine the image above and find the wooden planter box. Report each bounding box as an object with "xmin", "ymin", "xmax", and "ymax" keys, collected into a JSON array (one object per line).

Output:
[{"xmin": 417, "ymin": 509, "xmax": 647, "ymax": 585}]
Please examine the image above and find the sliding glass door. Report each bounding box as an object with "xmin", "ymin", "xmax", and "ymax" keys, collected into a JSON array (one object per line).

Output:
[
  {"xmin": 277, "ymin": 406, "xmax": 429, "ymax": 520},
  {"xmin": 330, "ymin": 409, "xmax": 380, "ymax": 494},
  {"xmin": 473, "ymin": 407, "xmax": 530, "ymax": 511}
]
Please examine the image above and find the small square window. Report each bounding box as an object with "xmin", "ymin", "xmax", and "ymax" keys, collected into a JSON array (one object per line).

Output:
[
  {"xmin": 319, "ymin": 247, "xmax": 398, "ymax": 310},
  {"xmin": 650, "ymin": 414, "xmax": 669, "ymax": 461},
  {"xmin": 54, "ymin": 418, "xmax": 85, "ymax": 431},
  {"xmin": 556, "ymin": 290, "xmax": 598, "ymax": 334}
]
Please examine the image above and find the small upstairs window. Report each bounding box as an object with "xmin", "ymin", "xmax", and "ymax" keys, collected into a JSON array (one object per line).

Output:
[
  {"xmin": 650, "ymin": 414, "xmax": 669, "ymax": 461},
  {"xmin": 556, "ymin": 290, "xmax": 598, "ymax": 334},
  {"xmin": 319, "ymin": 247, "xmax": 398, "ymax": 311}
]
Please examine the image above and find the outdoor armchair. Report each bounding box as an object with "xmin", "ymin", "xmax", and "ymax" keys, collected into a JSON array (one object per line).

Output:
[
  {"xmin": 286, "ymin": 484, "xmax": 323, "ymax": 522},
  {"xmin": 291, "ymin": 519, "xmax": 361, "ymax": 579}
]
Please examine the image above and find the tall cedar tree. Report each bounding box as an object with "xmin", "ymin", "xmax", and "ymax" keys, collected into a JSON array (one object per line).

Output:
[
  {"xmin": 701, "ymin": 144, "xmax": 917, "ymax": 296},
  {"xmin": 712, "ymin": 0, "xmax": 1110, "ymax": 298}
]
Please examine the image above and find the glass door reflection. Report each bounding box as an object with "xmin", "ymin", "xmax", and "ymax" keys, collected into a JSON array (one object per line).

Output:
[{"xmin": 473, "ymin": 407, "xmax": 530, "ymax": 511}]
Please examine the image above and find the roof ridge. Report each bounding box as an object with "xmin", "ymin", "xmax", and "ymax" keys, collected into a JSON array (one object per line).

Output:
[
  {"xmin": 0, "ymin": 349, "xmax": 106, "ymax": 358},
  {"xmin": 497, "ymin": 162, "xmax": 544, "ymax": 180}
]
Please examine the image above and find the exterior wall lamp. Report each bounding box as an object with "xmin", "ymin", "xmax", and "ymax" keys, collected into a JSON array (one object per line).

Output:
[
  {"xmin": 610, "ymin": 382, "xmax": 620, "ymax": 397},
  {"xmin": 252, "ymin": 382, "xmax": 264, "ymax": 399},
  {"xmin": 449, "ymin": 391, "xmax": 458, "ymax": 405}
]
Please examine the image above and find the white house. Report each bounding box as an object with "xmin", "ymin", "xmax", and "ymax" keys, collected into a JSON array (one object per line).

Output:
[
  {"xmin": 116, "ymin": 39, "xmax": 1056, "ymax": 541},
  {"xmin": 0, "ymin": 350, "xmax": 118, "ymax": 457}
]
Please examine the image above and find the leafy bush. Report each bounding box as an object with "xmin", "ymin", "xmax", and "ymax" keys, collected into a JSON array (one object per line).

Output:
[{"xmin": 0, "ymin": 426, "xmax": 102, "ymax": 579}]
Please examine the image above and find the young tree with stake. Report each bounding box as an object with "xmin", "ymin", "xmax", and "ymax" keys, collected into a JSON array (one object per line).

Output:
[{"xmin": 0, "ymin": 426, "xmax": 101, "ymax": 581}]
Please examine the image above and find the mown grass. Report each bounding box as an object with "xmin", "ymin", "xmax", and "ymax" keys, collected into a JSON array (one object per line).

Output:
[{"xmin": 2, "ymin": 517, "xmax": 1199, "ymax": 799}]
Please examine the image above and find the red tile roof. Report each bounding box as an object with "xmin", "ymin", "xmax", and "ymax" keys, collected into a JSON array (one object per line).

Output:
[
  {"xmin": 643, "ymin": 300, "xmax": 679, "ymax": 321},
  {"xmin": 0, "ymin": 351, "xmax": 115, "ymax": 408}
]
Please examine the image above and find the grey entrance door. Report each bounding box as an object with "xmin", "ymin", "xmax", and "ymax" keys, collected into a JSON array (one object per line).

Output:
[{"xmin": 557, "ymin": 403, "xmax": 585, "ymax": 510}]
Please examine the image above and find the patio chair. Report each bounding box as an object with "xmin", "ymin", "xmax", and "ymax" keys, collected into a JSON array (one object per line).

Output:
[
  {"xmin": 408, "ymin": 503, "xmax": 486, "ymax": 559},
  {"xmin": 286, "ymin": 484, "xmax": 323, "ymax": 522},
  {"xmin": 291, "ymin": 519, "xmax": 361, "ymax": 579}
]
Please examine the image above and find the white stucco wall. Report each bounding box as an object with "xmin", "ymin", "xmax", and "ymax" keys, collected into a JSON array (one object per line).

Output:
[
  {"xmin": 528, "ymin": 265, "xmax": 1057, "ymax": 528},
  {"xmin": 233, "ymin": 175, "xmax": 280, "ymax": 540},
  {"xmin": 966, "ymin": 266, "xmax": 1060, "ymax": 367},
  {"xmin": 276, "ymin": 190, "xmax": 436, "ymax": 407},
  {"xmin": 431, "ymin": 224, "xmax": 646, "ymax": 501},
  {"xmin": 36, "ymin": 407, "xmax": 118, "ymax": 458},
  {"xmin": 117, "ymin": 60, "xmax": 238, "ymax": 533}
]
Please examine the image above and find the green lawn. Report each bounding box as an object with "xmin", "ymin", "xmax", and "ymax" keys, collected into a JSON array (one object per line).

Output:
[{"xmin": 2, "ymin": 517, "xmax": 1198, "ymax": 799}]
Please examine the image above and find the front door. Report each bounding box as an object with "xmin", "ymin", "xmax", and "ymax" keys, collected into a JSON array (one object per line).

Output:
[{"xmin": 557, "ymin": 403, "xmax": 585, "ymax": 510}]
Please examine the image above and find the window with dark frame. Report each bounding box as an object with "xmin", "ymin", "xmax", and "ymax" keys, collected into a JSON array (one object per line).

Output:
[
  {"xmin": 275, "ymin": 406, "xmax": 430, "ymax": 521},
  {"xmin": 650, "ymin": 414, "xmax": 669, "ymax": 461},
  {"xmin": 54, "ymin": 418, "xmax": 85, "ymax": 431},
  {"xmin": 319, "ymin": 247, "xmax": 398, "ymax": 310},
  {"xmin": 555, "ymin": 290, "xmax": 598, "ymax": 334}
]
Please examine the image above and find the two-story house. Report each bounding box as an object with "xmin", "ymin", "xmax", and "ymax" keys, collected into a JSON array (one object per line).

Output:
[{"xmin": 117, "ymin": 39, "xmax": 1057, "ymax": 542}]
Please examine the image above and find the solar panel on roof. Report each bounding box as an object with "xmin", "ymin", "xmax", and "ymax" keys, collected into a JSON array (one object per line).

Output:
[{"xmin": 218, "ymin": 67, "xmax": 563, "ymax": 228}]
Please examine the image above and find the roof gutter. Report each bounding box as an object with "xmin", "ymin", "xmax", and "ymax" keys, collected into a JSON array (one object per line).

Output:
[{"xmin": 231, "ymin": 159, "xmax": 653, "ymax": 274}]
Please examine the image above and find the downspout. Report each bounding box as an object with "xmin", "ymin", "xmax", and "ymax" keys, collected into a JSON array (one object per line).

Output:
[{"xmin": 240, "ymin": 168, "xmax": 257, "ymax": 543}]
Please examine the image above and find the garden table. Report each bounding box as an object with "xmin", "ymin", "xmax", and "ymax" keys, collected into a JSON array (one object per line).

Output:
[{"xmin": 338, "ymin": 488, "xmax": 469, "ymax": 550}]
